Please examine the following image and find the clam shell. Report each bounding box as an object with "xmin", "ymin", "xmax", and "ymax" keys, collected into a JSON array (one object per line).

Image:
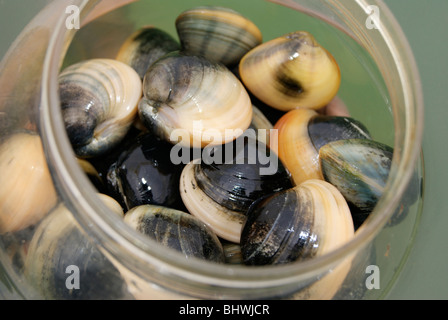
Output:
[
  {"xmin": 319, "ymin": 138, "xmax": 393, "ymax": 226},
  {"xmin": 241, "ymin": 179, "xmax": 354, "ymax": 265},
  {"xmin": 97, "ymin": 193, "xmax": 125, "ymax": 217},
  {"xmin": 0, "ymin": 132, "xmax": 57, "ymax": 234},
  {"xmin": 176, "ymin": 6, "xmax": 262, "ymax": 66},
  {"xmin": 180, "ymin": 137, "xmax": 293, "ymax": 243},
  {"xmin": 106, "ymin": 132, "xmax": 185, "ymax": 211},
  {"xmin": 138, "ymin": 52, "xmax": 253, "ymax": 148},
  {"xmin": 239, "ymin": 31, "xmax": 340, "ymax": 111},
  {"xmin": 123, "ymin": 204, "xmax": 225, "ymax": 263},
  {"xmin": 249, "ymin": 105, "xmax": 274, "ymax": 146},
  {"xmin": 59, "ymin": 58, "xmax": 142, "ymax": 158},
  {"xmin": 221, "ymin": 240, "xmax": 243, "ymax": 265},
  {"xmin": 116, "ymin": 26, "xmax": 180, "ymax": 80},
  {"xmin": 24, "ymin": 202, "xmax": 132, "ymax": 299},
  {"xmin": 271, "ymin": 108, "xmax": 371, "ymax": 185}
]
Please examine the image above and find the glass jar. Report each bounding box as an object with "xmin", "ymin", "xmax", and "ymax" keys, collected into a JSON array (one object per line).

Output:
[{"xmin": 0, "ymin": 0, "xmax": 424, "ymax": 299}]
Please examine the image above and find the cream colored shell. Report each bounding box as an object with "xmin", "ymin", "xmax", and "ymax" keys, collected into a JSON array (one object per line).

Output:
[
  {"xmin": 0, "ymin": 133, "xmax": 57, "ymax": 234},
  {"xmin": 179, "ymin": 160, "xmax": 245, "ymax": 243},
  {"xmin": 239, "ymin": 31, "xmax": 340, "ymax": 111},
  {"xmin": 271, "ymin": 108, "xmax": 322, "ymax": 185},
  {"xmin": 139, "ymin": 54, "xmax": 253, "ymax": 148}
]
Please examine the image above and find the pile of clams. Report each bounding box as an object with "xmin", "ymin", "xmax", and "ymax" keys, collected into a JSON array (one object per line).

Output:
[{"xmin": 2, "ymin": 4, "xmax": 416, "ymax": 300}]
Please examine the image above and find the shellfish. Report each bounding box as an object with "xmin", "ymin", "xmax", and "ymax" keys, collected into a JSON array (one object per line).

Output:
[
  {"xmin": 240, "ymin": 179, "xmax": 354, "ymax": 265},
  {"xmin": 319, "ymin": 138, "xmax": 393, "ymax": 227},
  {"xmin": 106, "ymin": 132, "xmax": 185, "ymax": 211},
  {"xmin": 59, "ymin": 58, "xmax": 142, "ymax": 158},
  {"xmin": 24, "ymin": 199, "xmax": 132, "ymax": 299},
  {"xmin": 271, "ymin": 108, "xmax": 371, "ymax": 185},
  {"xmin": 0, "ymin": 132, "xmax": 57, "ymax": 234},
  {"xmin": 175, "ymin": 6, "xmax": 262, "ymax": 67},
  {"xmin": 180, "ymin": 136, "xmax": 293, "ymax": 243},
  {"xmin": 123, "ymin": 204, "xmax": 225, "ymax": 263},
  {"xmin": 248, "ymin": 105, "xmax": 274, "ymax": 146},
  {"xmin": 116, "ymin": 26, "xmax": 180, "ymax": 80},
  {"xmin": 239, "ymin": 31, "xmax": 340, "ymax": 111},
  {"xmin": 138, "ymin": 51, "xmax": 253, "ymax": 148}
]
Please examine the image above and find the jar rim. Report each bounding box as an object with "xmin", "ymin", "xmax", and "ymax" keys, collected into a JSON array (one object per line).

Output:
[{"xmin": 40, "ymin": 0, "xmax": 424, "ymax": 297}]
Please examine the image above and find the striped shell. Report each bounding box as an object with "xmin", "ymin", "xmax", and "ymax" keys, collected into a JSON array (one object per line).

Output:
[
  {"xmin": 24, "ymin": 200, "xmax": 131, "ymax": 299},
  {"xmin": 176, "ymin": 6, "xmax": 262, "ymax": 66},
  {"xmin": 180, "ymin": 136, "xmax": 293, "ymax": 243},
  {"xmin": 116, "ymin": 26, "xmax": 180, "ymax": 80},
  {"xmin": 138, "ymin": 52, "xmax": 253, "ymax": 148},
  {"xmin": 241, "ymin": 179, "xmax": 354, "ymax": 265},
  {"xmin": 239, "ymin": 31, "xmax": 340, "ymax": 111},
  {"xmin": 319, "ymin": 139, "xmax": 393, "ymax": 227},
  {"xmin": 59, "ymin": 58, "xmax": 142, "ymax": 158},
  {"xmin": 123, "ymin": 204, "xmax": 225, "ymax": 262}
]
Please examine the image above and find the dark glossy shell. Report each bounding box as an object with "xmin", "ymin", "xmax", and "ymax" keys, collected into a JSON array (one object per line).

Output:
[
  {"xmin": 272, "ymin": 108, "xmax": 371, "ymax": 185},
  {"xmin": 106, "ymin": 132, "xmax": 186, "ymax": 211},
  {"xmin": 196, "ymin": 140, "xmax": 292, "ymax": 212},
  {"xmin": 180, "ymin": 136, "xmax": 293, "ymax": 243},
  {"xmin": 124, "ymin": 205, "xmax": 225, "ymax": 263},
  {"xmin": 175, "ymin": 6, "xmax": 262, "ymax": 66},
  {"xmin": 241, "ymin": 179, "xmax": 354, "ymax": 265},
  {"xmin": 319, "ymin": 138, "xmax": 393, "ymax": 227},
  {"xmin": 24, "ymin": 204, "xmax": 132, "ymax": 300},
  {"xmin": 117, "ymin": 26, "xmax": 180, "ymax": 80}
]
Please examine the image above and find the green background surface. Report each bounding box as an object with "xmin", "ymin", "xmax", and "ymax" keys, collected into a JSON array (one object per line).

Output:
[
  {"xmin": 382, "ymin": 0, "xmax": 448, "ymax": 300},
  {"xmin": 0, "ymin": 0, "xmax": 447, "ymax": 299}
]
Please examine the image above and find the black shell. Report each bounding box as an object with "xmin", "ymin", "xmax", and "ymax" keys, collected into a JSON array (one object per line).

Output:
[
  {"xmin": 307, "ymin": 115, "xmax": 371, "ymax": 150},
  {"xmin": 240, "ymin": 180, "xmax": 354, "ymax": 266},
  {"xmin": 241, "ymin": 188, "xmax": 317, "ymax": 265},
  {"xmin": 24, "ymin": 205, "xmax": 133, "ymax": 300},
  {"xmin": 106, "ymin": 132, "xmax": 186, "ymax": 211},
  {"xmin": 124, "ymin": 205, "xmax": 225, "ymax": 263},
  {"xmin": 319, "ymin": 138, "xmax": 393, "ymax": 227},
  {"xmin": 117, "ymin": 26, "xmax": 180, "ymax": 80},
  {"xmin": 195, "ymin": 136, "xmax": 293, "ymax": 213}
]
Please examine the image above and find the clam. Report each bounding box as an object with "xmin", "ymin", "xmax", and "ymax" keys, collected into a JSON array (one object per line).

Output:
[
  {"xmin": 59, "ymin": 58, "xmax": 142, "ymax": 158},
  {"xmin": 240, "ymin": 179, "xmax": 354, "ymax": 265},
  {"xmin": 116, "ymin": 26, "xmax": 180, "ymax": 80},
  {"xmin": 248, "ymin": 105, "xmax": 274, "ymax": 146},
  {"xmin": 24, "ymin": 197, "xmax": 132, "ymax": 300},
  {"xmin": 221, "ymin": 240, "xmax": 243, "ymax": 265},
  {"xmin": 138, "ymin": 52, "xmax": 253, "ymax": 148},
  {"xmin": 106, "ymin": 132, "xmax": 185, "ymax": 211},
  {"xmin": 0, "ymin": 132, "xmax": 57, "ymax": 234},
  {"xmin": 239, "ymin": 31, "xmax": 340, "ymax": 111},
  {"xmin": 319, "ymin": 138, "xmax": 393, "ymax": 227},
  {"xmin": 271, "ymin": 108, "xmax": 371, "ymax": 185},
  {"xmin": 123, "ymin": 204, "xmax": 225, "ymax": 263},
  {"xmin": 180, "ymin": 136, "xmax": 293, "ymax": 243},
  {"xmin": 175, "ymin": 6, "xmax": 262, "ymax": 67}
]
